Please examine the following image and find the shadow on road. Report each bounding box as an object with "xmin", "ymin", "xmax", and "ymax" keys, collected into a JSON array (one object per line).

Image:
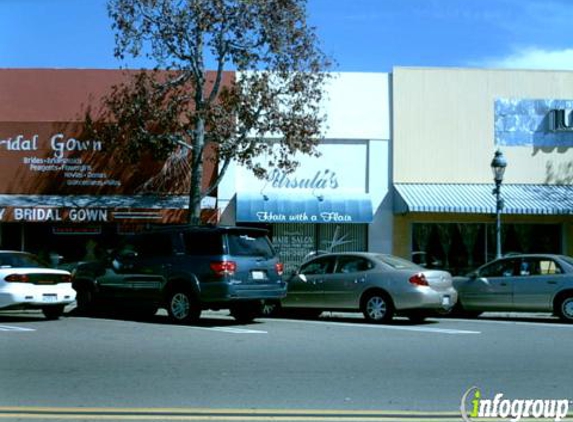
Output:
[{"xmin": 65, "ymin": 307, "xmax": 266, "ymax": 328}]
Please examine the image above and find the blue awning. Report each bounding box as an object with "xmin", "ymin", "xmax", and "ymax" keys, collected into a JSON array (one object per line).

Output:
[
  {"xmin": 394, "ymin": 183, "xmax": 573, "ymax": 215},
  {"xmin": 236, "ymin": 191, "xmax": 373, "ymax": 224}
]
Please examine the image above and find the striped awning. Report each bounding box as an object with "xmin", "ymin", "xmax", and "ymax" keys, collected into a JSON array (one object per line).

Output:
[{"xmin": 394, "ymin": 184, "xmax": 573, "ymax": 215}]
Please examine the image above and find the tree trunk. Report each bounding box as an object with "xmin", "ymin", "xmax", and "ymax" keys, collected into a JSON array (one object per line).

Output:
[{"xmin": 188, "ymin": 117, "xmax": 205, "ymax": 225}]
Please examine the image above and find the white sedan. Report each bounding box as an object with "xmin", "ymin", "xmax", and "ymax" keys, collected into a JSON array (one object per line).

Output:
[{"xmin": 0, "ymin": 250, "xmax": 76, "ymax": 319}]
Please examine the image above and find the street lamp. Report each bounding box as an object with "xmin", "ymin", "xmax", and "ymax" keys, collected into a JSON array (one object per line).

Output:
[{"xmin": 491, "ymin": 149, "xmax": 507, "ymax": 259}]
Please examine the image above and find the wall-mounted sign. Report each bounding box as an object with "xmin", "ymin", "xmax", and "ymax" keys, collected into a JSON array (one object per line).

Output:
[
  {"xmin": 0, "ymin": 206, "xmax": 190, "ymax": 224},
  {"xmin": 0, "ymin": 122, "xmax": 216, "ymax": 196},
  {"xmin": 236, "ymin": 141, "xmax": 368, "ymax": 193},
  {"xmin": 236, "ymin": 192, "xmax": 373, "ymax": 224}
]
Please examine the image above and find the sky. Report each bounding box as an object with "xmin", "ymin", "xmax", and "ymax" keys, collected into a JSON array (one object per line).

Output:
[{"xmin": 3, "ymin": 0, "xmax": 573, "ymax": 72}]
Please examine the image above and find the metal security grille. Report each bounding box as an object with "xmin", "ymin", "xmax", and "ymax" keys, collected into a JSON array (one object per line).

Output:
[{"xmin": 271, "ymin": 223, "xmax": 367, "ymax": 274}]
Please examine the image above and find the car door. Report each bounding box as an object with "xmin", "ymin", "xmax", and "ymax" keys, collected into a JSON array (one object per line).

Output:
[
  {"xmin": 321, "ymin": 255, "xmax": 372, "ymax": 309},
  {"xmin": 460, "ymin": 258, "xmax": 515, "ymax": 310},
  {"xmin": 511, "ymin": 257, "xmax": 564, "ymax": 311},
  {"xmin": 96, "ymin": 234, "xmax": 169, "ymax": 304},
  {"xmin": 124, "ymin": 233, "xmax": 172, "ymax": 303},
  {"xmin": 284, "ymin": 256, "xmax": 335, "ymax": 308}
]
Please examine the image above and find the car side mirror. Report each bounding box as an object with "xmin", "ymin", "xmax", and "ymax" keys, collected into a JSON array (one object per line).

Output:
[
  {"xmin": 298, "ymin": 273, "xmax": 308, "ymax": 283},
  {"xmin": 468, "ymin": 271, "xmax": 478, "ymax": 279}
]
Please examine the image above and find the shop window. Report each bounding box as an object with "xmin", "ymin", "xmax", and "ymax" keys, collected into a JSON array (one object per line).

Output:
[
  {"xmin": 412, "ymin": 223, "xmax": 562, "ymax": 276},
  {"xmin": 269, "ymin": 223, "xmax": 367, "ymax": 274}
]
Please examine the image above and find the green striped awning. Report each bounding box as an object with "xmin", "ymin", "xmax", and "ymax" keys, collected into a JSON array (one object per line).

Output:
[{"xmin": 394, "ymin": 184, "xmax": 573, "ymax": 215}]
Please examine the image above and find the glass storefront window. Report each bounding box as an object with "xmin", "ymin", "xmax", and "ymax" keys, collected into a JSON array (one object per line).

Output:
[
  {"xmin": 412, "ymin": 223, "xmax": 562, "ymax": 276},
  {"xmin": 270, "ymin": 223, "xmax": 368, "ymax": 275}
]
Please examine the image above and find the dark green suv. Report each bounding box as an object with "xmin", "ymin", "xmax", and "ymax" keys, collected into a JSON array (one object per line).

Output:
[{"xmin": 72, "ymin": 226, "xmax": 286, "ymax": 323}]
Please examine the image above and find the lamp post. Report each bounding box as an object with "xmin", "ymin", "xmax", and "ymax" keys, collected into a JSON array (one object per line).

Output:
[{"xmin": 491, "ymin": 149, "xmax": 507, "ymax": 259}]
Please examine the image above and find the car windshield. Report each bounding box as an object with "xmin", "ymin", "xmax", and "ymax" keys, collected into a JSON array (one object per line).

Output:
[
  {"xmin": 560, "ymin": 255, "xmax": 573, "ymax": 268},
  {"xmin": 0, "ymin": 252, "xmax": 46, "ymax": 268},
  {"xmin": 374, "ymin": 254, "xmax": 420, "ymax": 270}
]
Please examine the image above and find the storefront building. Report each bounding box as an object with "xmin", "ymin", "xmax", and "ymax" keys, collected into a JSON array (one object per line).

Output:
[
  {"xmin": 218, "ymin": 73, "xmax": 393, "ymax": 273},
  {"xmin": 392, "ymin": 67, "xmax": 573, "ymax": 275},
  {"xmin": 0, "ymin": 69, "xmax": 221, "ymax": 264}
]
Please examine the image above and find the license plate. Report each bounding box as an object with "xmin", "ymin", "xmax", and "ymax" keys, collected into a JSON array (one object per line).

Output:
[
  {"xmin": 42, "ymin": 294, "xmax": 58, "ymax": 303},
  {"xmin": 442, "ymin": 296, "xmax": 451, "ymax": 307},
  {"xmin": 251, "ymin": 270, "xmax": 266, "ymax": 280}
]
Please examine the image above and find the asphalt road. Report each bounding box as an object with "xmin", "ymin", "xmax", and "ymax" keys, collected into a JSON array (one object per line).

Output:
[{"xmin": 1, "ymin": 309, "xmax": 572, "ymax": 421}]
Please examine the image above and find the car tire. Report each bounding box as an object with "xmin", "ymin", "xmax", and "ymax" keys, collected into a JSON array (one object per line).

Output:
[
  {"xmin": 260, "ymin": 300, "xmax": 281, "ymax": 317},
  {"xmin": 361, "ymin": 292, "xmax": 394, "ymax": 323},
  {"xmin": 556, "ymin": 295, "xmax": 573, "ymax": 322},
  {"xmin": 75, "ymin": 287, "xmax": 96, "ymax": 315},
  {"xmin": 450, "ymin": 302, "xmax": 482, "ymax": 319},
  {"xmin": 230, "ymin": 301, "xmax": 262, "ymax": 323},
  {"xmin": 167, "ymin": 290, "xmax": 201, "ymax": 324},
  {"xmin": 42, "ymin": 305, "xmax": 65, "ymax": 320}
]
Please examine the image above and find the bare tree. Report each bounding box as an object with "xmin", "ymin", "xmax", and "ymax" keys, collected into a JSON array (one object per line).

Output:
[{"xmin": 85, "ymin": 0, "xmax": 333, "ymax": 224}]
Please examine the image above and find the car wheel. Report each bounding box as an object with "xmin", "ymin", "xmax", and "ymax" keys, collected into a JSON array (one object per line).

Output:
[
  {"xmin": 556, "ymin": 295, "xmax": 573, "ymax": 322},
  {"xmin": 362, "ymin": 292, "xmax": 394, "ymax": 323},
  {"xmin": 42, "ymin": 305, "xmax": 65, "ymax": 320},
  {"xmin": 260, "ymin": 300, "xmax": 281, "ymax": 317},
  {"xmin": 75, "ymin": 287, "xmax": 96, "ymax": 314},
  {"xmin": 168, "ymin": 291, "xmax": 201, "ymax": 324},
  {"xmin": 451, "ymin": 302, "xmax": 482, "ymax": 319}
]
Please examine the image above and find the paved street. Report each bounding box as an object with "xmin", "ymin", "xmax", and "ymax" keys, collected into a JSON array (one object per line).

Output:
[{"xmin": 1, "ymin": 309, "xmax": 573, "ymax": 421}]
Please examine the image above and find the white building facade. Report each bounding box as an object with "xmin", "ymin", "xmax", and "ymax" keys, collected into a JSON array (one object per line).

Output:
[{"xmin": 218, "ymin": 73, "xmax": 392, "ymax": 272}]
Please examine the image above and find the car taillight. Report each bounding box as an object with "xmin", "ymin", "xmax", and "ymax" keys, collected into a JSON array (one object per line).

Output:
[
  {"xmin": 210, "ymin": 261, "xmax": 237, "ymax": 276},
  {"xmin": 5, "ymin": 273, "xmax": 30, "ymax": 283},
  {"xmin": 409, "ymin": 273, "xmax": 429, "ymax": 287},
  {"xmin": 275, "ymin": 262, "xmax": 284, "ymax": 276}
]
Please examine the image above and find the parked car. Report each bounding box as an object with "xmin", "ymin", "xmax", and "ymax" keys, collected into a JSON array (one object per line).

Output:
[
  {"xmin": 267, "ymin": 252, "xmax": 456, "ymax": 323},
  {"xmin": 72, "ymin": 226, "xmax": 287, "ymax": 323},
  {"xmin": 450, "ymin": 254, "xmax": 573, "ymax": 322},
  {"xmin": 0, "ymin": 250, "xmax": 75, "ymax": 319}
]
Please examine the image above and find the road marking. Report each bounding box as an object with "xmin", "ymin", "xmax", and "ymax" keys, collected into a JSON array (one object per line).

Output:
[
  {"xmin": 0, "ymin": 325, "xmax": 35, "ymax": 332},
  {"xmin": 451, "ymin": 317, "xmax": 573, "ymax": 329},
  {"xmin": 0, "ymin": 407, "xmax": 465, "ymax": 421},
  {"xmin": 191, "ymin": 326, "xmax": 268, "ymax": 334},
  {"xmin": 270, "ymin": 318, "xmax": 480, "ymax": 334}
]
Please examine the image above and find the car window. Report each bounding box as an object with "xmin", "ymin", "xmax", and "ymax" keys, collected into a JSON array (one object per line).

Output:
[
  {"xmin": 479, "ymin": 259, "xmax": 517, "ymax": 277},
  {"xmin": 374, "ymin": 254, "xmax": 419, "ymax": 270},
  {"xmin": 512, "ymin": 258, "xmax": 563, "ymax": 277},
  {"xmin": 226, "ymin": 233, "xmax": 274, "ymax": 258},
  {"xmin": 122, "ymin": 233, "xmax": 174, "ymax": 258},
  {"xmin": 0, "ymin": 253, "xmax": 45, "ymax": 268},
  {"xmin": 184, "ymin": 231, "xmax": 224, "ymax": 256},
  {"xmin": 335, "ymin": 256, "xmax": 372, "ymax": 274},
  {"xmin": 300, "ymin": 256, "xmax": 334, "ymax": 275}
]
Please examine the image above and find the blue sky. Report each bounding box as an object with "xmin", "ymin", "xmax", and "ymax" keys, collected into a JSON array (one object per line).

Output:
[{"xmin": 2, "ymin": 0, "xmax": 573, "ymax": 72}]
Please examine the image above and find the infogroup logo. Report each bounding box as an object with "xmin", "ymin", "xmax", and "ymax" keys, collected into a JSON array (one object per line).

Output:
[{"xmin": 461, "ymin": 386, "xmax": 571, "ymax": 422}]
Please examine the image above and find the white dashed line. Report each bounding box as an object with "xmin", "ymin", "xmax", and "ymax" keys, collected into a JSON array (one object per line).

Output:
[
  {"xmin": 269, "ymin": 318, "xmax": 481, "ymax": 334},
  {"xmin": 0, "ymin": 325, "xmax": 36, "ymax": 332},
  {"xmin": 191, "ymin": 326, "xmax": 268, "ymax": 334}
]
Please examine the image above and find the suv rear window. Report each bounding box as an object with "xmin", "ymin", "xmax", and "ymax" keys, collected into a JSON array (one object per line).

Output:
[
  {"xmin": 183, "ymin": 231, "xmax": 224, "ymax": 256},
  {"xmin": 227, "ymin": 233, "xmax": 275, "ymax": 258}
]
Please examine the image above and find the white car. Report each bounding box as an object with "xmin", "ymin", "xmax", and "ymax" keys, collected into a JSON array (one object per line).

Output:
[{"xmin": 0, "ymin": 250, "xmax": 76, "ymax": 319}]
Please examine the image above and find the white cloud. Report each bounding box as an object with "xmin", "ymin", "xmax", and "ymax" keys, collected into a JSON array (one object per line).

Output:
[{"xmin": 479, "ymin": 47, "xmax": 573, "ymax": 71}]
